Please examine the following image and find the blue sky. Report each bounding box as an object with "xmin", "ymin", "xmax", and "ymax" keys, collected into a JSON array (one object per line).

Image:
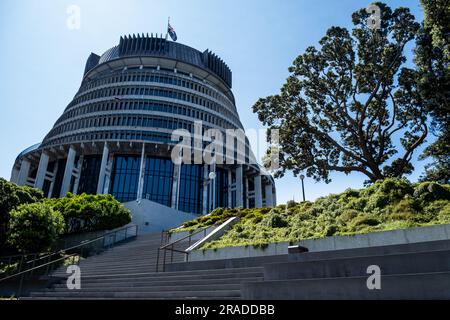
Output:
[{"xmin": 0, "ymin": 0, "xmax": 428, "ymax": 204}]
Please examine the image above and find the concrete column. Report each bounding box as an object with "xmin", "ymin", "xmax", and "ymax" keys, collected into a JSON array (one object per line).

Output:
[
  {"xmin": 235, "ymin": 165, "xmax": 243, "ymax": 207},
  {"xmin": 10, "ymin": 167, "xmax": 20, "ymax": 184},
  {"xmin": 245, "ymin": 178, "xmax": 249, "ymax": 208},
  {"xmin": 210, "ymin": 163, "xmax": 216, "ymax": 211},
  {"xmin": 272, "ymin": 187, "xmax": 277, "ymax": 206},
  {"xmin": 102, "ymin": 154, "xmax": 114, "ymax": 194},
  {"xmin": 265, "ymin": 184, "xmax": 274, "ymax": 207},
  {"xmin": 60, "ymin": 146, "xmax": 76, "ymax": 197},
  {"xmin": 227, "ymin": 170, "xmax": 232, "ymax": 207},
  {"xmin": 47, "ymin": 161, "xmax": 59, "ymax": 198},
  {"xmin": 254, "ymin": 175, "xmax": 263, "ymax": 208},
  {"xmin": 171, "ymin": 164, "xmax": 182, "ymax": 209},
  {"xmin": 202, "ymin": 165, "xmax": 209, "ymax": 214},
  {"xmin": 34, "ymin": 152, "xmax": 50, "ymax": 190},
  {"xmin": 136, "ymin": 143, "xmax": 146, "ymax": 201},
  {"xmin": 17, "ymin": 159, "xmax": 31, "ymax": 186},
  {"xmin": 96, "ymin": 143, "xmax": 109, "ymax": 194},
  {"xmin": 72, "ymin": 155, "xmax": 83, "ymax": 195}
]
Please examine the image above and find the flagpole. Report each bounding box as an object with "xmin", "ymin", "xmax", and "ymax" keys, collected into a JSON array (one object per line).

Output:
[{"xmin": 165, "ymin": 17, "xmax": 170, "ymax": 40}]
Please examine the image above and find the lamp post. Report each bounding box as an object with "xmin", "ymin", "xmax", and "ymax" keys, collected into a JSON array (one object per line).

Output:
[
  {"xmin": 204, "ymin": 171, "xmax": 216, "ymax": 212},
  {"xmin": 300, "ymin": 174, "xmax": 306, "ymax": 202}
]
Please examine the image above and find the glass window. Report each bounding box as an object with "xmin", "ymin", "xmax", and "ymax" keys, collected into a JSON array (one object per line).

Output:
[
  {"xmin": 110, "ymin": 155, "xmax": 140, "ymax": 202},
  {"xmin": 142, "ymin": 157, "xmax": 174, "ymax": 207}
]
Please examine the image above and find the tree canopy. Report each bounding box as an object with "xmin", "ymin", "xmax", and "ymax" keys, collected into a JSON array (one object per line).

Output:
[
  {"xmin": 253, "ymin": 2, "xmax": 430, "ymax": 183},
  {"xmin": 416, "ymin": 0, "xmax": 450, "ymax": 183}
]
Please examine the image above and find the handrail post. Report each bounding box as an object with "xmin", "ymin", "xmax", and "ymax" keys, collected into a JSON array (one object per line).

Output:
[
  {"xmin": 45, "ymin": 256, "xmax": 51, "ymax": 276},
  {"xmin": 171, "ymin": 244, "xmax": 174, "ymax": 263},
  {"xmin": 17, "ymin": 272, "xmax": 24, "ymax": 298},
  {"xmin": 162, "ymin": 248, "xmax": 167, "ymax": 272},
  {"xmin": 155, "ymin": 248, "xmax": 160, "ymax": 272},
  {"xmin": 7, "ymin": 256, "xmax": 12, "ymax": 276},
  {"xmin": 30, "ymin": 254, "xmax": 36, "ymax": 277},
  {"xmin": 18, "ymin": 255, "xmax": 24, "ymax": 274}
]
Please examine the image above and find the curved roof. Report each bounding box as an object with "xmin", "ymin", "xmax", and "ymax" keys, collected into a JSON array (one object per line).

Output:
[{"xmin": 83, "ymin": 34, "xmax": 232, "ymax": 88}]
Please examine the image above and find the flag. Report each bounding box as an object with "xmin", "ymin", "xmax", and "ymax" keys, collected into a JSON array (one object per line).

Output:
[{"xmin": 168, "ymin": 22, "xmax": 177, "ymax": 41}]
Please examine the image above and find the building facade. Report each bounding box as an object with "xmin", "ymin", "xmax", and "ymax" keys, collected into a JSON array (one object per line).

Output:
[{"xmin": 10, "ymin": 34, "xmax": 276, "ymax": 221}]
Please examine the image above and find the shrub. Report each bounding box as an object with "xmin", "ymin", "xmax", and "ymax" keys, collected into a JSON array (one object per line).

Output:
[
  {"xmin": 264, "ymin": 212, "xmax": 288, "ymax": 228},
  {"xmin": 286, "ymin": 200, "xmax": 297, "ymax": 209},
  {"xmin": 414, "ymin": 182, "xmax": 450, "ymax": 203},
  {"xmin": 8, "ymin": 202, "xmax": 65, "ymax": 253},
  {"xmin": 364, "ymin": 178, "xmax": 414, "ymax": 211},
  {"xmin": 0, "ymin": 178, "xmax": 44, "ymax": 252},
  {"xmin": 46, "ymin": 193, "xmax": 131, "ymax": 234}
]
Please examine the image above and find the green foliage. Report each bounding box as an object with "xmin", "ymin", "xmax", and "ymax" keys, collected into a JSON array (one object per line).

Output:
[
  {"xmin": 8, "ymin": 202, "xmax": 65, "ymax": 253},
  {"xmin": 253, "ymin": 3, "xmax": 426, "ymax": 184},
  {"xmin": 185, "ymin": 178, "xmax": 450, "ymax": 250},
  {"xmin": 45, "ymin": 193, "xmax": 131, "ymax": 234},
  {"xmin": 286, "ymin": 200, "xmax": 297, "ymax": 209},
  {"xmin": 0, "ymin": 178, "xmax": 44, "ymax": 252},
  {"xmin": 264, "ymin": 210, "xmax": 288, "ymax": 228},
  {"xmin": 416, "ymin": 0, "xmax": 450, "ymax": 183},
  {"xmin": 413, "ymin": 182, "xmax": 450, "ymax": 202}
]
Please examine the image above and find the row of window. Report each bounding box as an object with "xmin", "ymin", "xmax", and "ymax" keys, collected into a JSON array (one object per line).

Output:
[
  {"xmin": 43, "ymin": 130, "xmax": 173, "ymax": 148},
  {"xmin": 78, "ymin": 69, "xmax": 234, "ymax": 109},
  {"xmin": 43, "ymin": 129, "xmax": 252, "ymax": 166},
  {"xmin": 50, "ymin": 114, "xmax": 208, "ymax": 137},
  {"xmin": 68, "ymin": 85, "xmax": 237, "ymax": 124},
  {"xmin": 52, "ymin": 100, "xmax": 237, "ymax": 137}
]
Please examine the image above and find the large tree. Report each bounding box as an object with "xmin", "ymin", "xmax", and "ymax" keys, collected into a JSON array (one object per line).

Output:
[
  {"xmin": 415, "ymin": 0, "xmax": 450, "ymax": 183},
  {"xmin": 253, "ymin": 3, "xmax": 427, "ymax": 183}
]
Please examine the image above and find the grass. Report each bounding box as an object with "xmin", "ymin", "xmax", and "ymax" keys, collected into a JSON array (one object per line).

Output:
[{"xmin": 172, "ymin": 179, "xmax": 450, "ymax": 250}]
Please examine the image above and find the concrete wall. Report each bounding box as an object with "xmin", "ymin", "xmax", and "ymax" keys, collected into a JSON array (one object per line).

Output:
[
  {"xmin": 190, "ymin": 223, "xmax": 450, "ymax": 262},
  {"xmin": 124, "ymin": 199, "xmax": 198, "ymax": 234}
]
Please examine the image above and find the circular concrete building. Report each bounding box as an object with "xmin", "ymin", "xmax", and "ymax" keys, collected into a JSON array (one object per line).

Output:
[{"xmin": 10, "ymin": 34, "xmax": 276, "ymax": 231}]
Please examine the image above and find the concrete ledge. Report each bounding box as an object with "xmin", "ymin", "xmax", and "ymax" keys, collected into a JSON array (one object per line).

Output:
[
  {"xmin": 190, "ymin": 223, "xmax": 450, "ymax": 262},
  {"xmin": 166, "ymin": 254, "xmax": 288, "ymax": 272},
  {"xmin": 264, "ymin": 249, "xmax": 450, "ymax": 280},
  {"xmin": 288, "ymin": 239, "xmax": 450, "ymax": 262},
  {"xmin": 241, "ymin": 272, "xmax": 450, "ymax": 300}
]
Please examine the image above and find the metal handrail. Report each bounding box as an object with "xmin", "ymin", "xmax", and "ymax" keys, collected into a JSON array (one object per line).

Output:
[
  {"xmin": 0, "ymin": 224, "xmax": 138, "ymax": 276},
  {"xmin": 156, "ymin": 226, "xmax": 210, "ymax": 272},
  {"xmin": 0, "ymin": 252, "xmax": 80, "ymax": 298},
  {"xmin": 0, "ymin": 224, "xmax": 138, "ymax": 297}
]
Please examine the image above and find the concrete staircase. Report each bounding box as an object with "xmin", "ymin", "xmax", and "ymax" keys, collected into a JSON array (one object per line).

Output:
[
  {"xmin": 25, "ymin": 232, "xmax": 280, "ymax": 300},
  {"xmin": 23, "ymin": 233, "xmax": 450, "ymax": 300}
]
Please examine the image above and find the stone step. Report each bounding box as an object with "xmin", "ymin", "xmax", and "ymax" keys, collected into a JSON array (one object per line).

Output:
[
  {"xmin": 51, "ymin": 259, "xmax": 186, "ymax": 275},
  {"xmin": 52, "ymin": 267, "xmax": 263, "ymax": 279},
  {"xmin": 52, "ymin": 276, "xmax": 263, "ymax": 288},
  {"xmin": 29, "ymin": 289, "xmax": 241, "ymax": 299},
  {"xmin": 22, "ymin": 296, "xmax": 241, "ymax": 300},
  {"xmin": 47, "ymin": 283, "xmax": 242, "ymax": 292},
  {"xmin": 241, "ymin": 271, "xmax": 450, "ymax": 300},
  {"xmin": 263, "ymin": 249, "xmax": 450, "ymax": 280},
  {"xmin": 59, "ymin": 271, "xmax": 264, "ymax": 284}
]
